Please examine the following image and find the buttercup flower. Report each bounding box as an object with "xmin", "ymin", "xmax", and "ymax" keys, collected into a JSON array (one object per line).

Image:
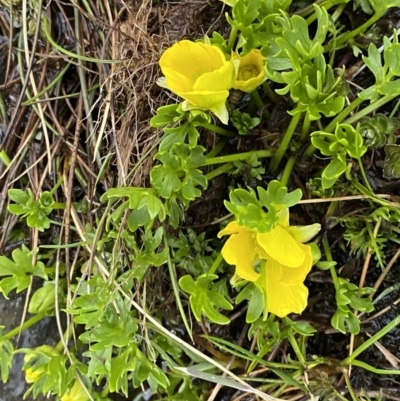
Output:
[
  {"xmin": 25, "ymin": 365, "xmax": 46, "ymax": 384},
  {"xmin": 61, "ymin": 380, "xmax": 89, "ymax": 401},
  {"xmin": 218, "ymin": 210, "xmax": 320, "ymax": 317},
  {"xmin": 158, "ymin": 40, "xmax": 236, "ymax": 124},
  {"xmin": 233, "ymin": 49, "xmax": 267, "ymax": 93}
]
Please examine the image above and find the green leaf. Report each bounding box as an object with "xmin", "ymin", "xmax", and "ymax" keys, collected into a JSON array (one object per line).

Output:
[
  {"xmin": 29, "ymin": 282, "xmax": 56, "ymax": 314},
  {"xmin": 384, "ymin": 144, "xmax": 400, "ymax": 178},
  {"xmin": 232, "ymin": 0, "xmax": 261, "ymax": 29},
  {"xmin": 7, "ymin": 189, "xmax": 54, "ymax": 231},
  {"xmin": 8, "ymin": 188, "xmax": 30, "ymax": 204},
  {"xmin": 150, "ymin": 104, "xmax": 182, "ymax": 128},
  {"xmin": 179, "ymin": 274, "xmax": 233, "ymax": 325},
  {"xmin": 151, "ymin": 144, "xmax": 207, "ymax": 201},
  {"xmin": 258, "ymin": 180, "xmax": 302, "ymax": 209},
  {"xmin": 0, "ymin": 247, "xmax": 47, "ymax": 297},
  {"xmin": 236, "ymin": 282, "xmax": 264, "ymax": 323},
  {"xmin": 160, "ymin": 123, "xmax": 190, "ymax": 152},
  {"xmin": 369, "ymin": 0, "xmax": 400, "ymax": 15},
  {"xmin": 335, "ymin": 124, "xmax": 367, "ymax": 159},
  {"xmin": 0, "ymin": 327, "xmax": 14, "ymax": 383}
]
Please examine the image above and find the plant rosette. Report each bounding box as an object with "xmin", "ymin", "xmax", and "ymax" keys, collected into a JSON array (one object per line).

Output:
[
  {"xmin": 158, "ymin": 40, "xmax": 237, "ymax": 124},
  {"xmin": 232, "ymin": 49, "xmax": 267, "ymax": 93},
  {"xmin": 218, "ymin": 208, "xmax": 320, "ymax": 317}
]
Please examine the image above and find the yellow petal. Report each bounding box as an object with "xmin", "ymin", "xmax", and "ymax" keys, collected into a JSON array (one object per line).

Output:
[
  {"xmin": 181, "ymin": 90, "xmax": 230, "ymax": 112},
  {"xmin": 278, "ymin": 243, "xmax": 312, "ymax": 284},
  {"xmin": 264, "ymin": 258, "xmax": 309, "ymax": 317},
  {"xmin": 221, "ymin": 229, "xmax": 260, "ymax": 282},
  {"xmin": 159, "ymin": 40, "xmax": 225, "ymax": 85},
  {"xmin": 193, "ymin": 60, "xmax": 235, "ymax": 93},
  {"xmin": 160, "ymin": 67, "xmax": 195, "ymax": 94},
  {"xmin": 257, "ymin": 225, "xmax": 305, "ymax": 268}
]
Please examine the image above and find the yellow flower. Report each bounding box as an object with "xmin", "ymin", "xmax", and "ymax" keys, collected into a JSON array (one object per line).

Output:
[
  {"xmin": 158, "ymin": 40, "xmax": 236, "ymax": 124},
  {"xmin": 218, "ymin": 214, "xmax": 320, "ymax": 317},
  {"xmin": 232, "ymin": 49, "xmax": 267, "ymax": 93},
  {"xmin": 61, "ymin": 380, "xmax": 89, "ymax": 401},
  {"xmin": 25, "ymin": 366, "xmax": 46, "ymax": 384}
]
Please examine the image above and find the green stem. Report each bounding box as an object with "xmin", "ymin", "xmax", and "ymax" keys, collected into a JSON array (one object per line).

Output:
[
  {"xmin": 280, "ymin": 155, "xmax": 296, "ymax": 186},
  {"xmin": 348, "ymin": 359, "xmax": 400, "ymax": 375},
  {"xmin": 206, "ymin": 140, "xmax": 226, "ymax": 159},
  {"xmin": 200, "ymin": 122, "xmax": 235, "ymax": 137},
  {"xmin": 1, "ymin": 311, "xmax": 47, "ymax": 341},
  {"xmin": 205, "ymin": 163, "xmax": 234, "ymax": 181},
  {"xmin": 268, "ymin": 112, "xmax": 302, "ymax": 174},
  {"xmin": 350, "ymin": 178, "xmax": 390, "ymax": 208},
  {"xmin": 304, "ymin": 0, "xmax": 345, "ymax": 22},
  {"xmin": 50, "ymin": 176, "xmax": 64, "ymax": 196},
  {"xmin": 344, "ymin": 93, "xmax": 400, "ymax": 125},
  {"xmin": 389, "ymin": 97, "xmax": 400, "ymax": 118},
  {"xmin": 323, "ymin": 237, "xmax": 339, "ymax": 289},
  {"xmin": 357, "ymin": 157, "xmax": 372, "ymax": 191},
  {"xmin": 262, "ymin": 82, "xmax": 280, "ymax": 104},
  {"xmin": 343, "ymin": 371, "xmax": 358, "ymax": 401},
  {"xmin": 52, "ymin": 202, "xmax": 66, "ymax": 210},
  {"xmin": 250, "ymin": 90, "xmax": 270, "ymax": 119},
  {"xmin": 227, "ymin": 26, "xmax": 238, "ymax": 53},
  {"xmin": 324, "ymin": 12, "xmax": 382, "ymax": 52},
  {"xmin": 21, "ymin": 63, "xmax": 70, "ymax": 106},
  {"xmin": 287, "ymin": 331, "xmax": 306, "ymax": 365},
  {"xmin": 208, "ymin": 252, "xmax": 224, "ymax": 275},
  {"xmin": 204, "ymin": 149, "xmax": 273, "ymax": 166},
  {"xmin": 55, "ymin": 324, "xmax": 73, "ymax": 352},
  {"xmin": 343, "ymin": 315, "xmax": 400, "ymax": 365},
  {"xmin": 300, "ymin": 113, "xmax": 311, "ymax": 142},
  {"xmin": 164, "ymin": 233, "xmax": 193, "ymax": 341}
]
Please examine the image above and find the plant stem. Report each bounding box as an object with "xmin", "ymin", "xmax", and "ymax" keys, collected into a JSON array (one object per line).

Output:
[
  {"xmin": 200, "ymin": 122, "xmax": 235, "ymax": 137},
  {"xmin": 227, "ymin": 26, "xmax": 238, "ymax": 53},
  {"xmin": 349, "ymin": 359, "xmax": 400, "ymax": 375},
  {"xmin": 280, "ymin": 155, "xmax": 296, "ymax": 186},
  {"xmin": 204, "ymin": 149, "xmax": 274, "ymax": 166},
  {"xmin": 206, "ymin": 140, "xmax": 226, "ymax": 159},
  {"xmin": 357, "ymin": 157, "xmax": 372, "ymax": 191},
  {"xmin": 1, "ymin": 311, "xmax": 47, "ymax": 341},
  {"xmin": 344, "ymin": 93, "xmax": 400, "ymax": 125},
  {"xmin": 350, "ymin": 178, "xmax": 390, "ymax": 208},
  {"xmin": 208, "ymin": 252, "xmax": 224, "ymax": 275},
  {"xmin": 343, "ymin": 370, "xmax": 358, "ymax": 401},
  {"xmin": 323, "ymin": 237, "xmax": 339, "ymax": 289},
  {"xmin": 205, "ymin": 163, "xmax": 234, "ymax": 181},
  {"xmin": 324, "ymin": 12, "xmax": 382, "ymax": 52},
  {"xmin": 250, "ymin": 90, "xmax": 270, "ymax": 119},
  {"xmin": 262, "ymin": 82, "xmax": 280, "ymax": 104},
  {"xmin": 164, "ymin": 233, "xmax": 193, "ymax": 341},
  {"xmin": 300, "ymin": 113, "xmax": 311, "ymax": 142},
  {"xmin": 343, "ymin": 315, "xmax": 400, "ymax": 365},
  {"xmin": 50, "ymin": 175, "xmax": 64, "ymax": 196},
  {"xmin": 268, "ymin": 112, "xmax": 302, "ymax": 174},
  {"xmin": 288, "ymin": 331, "xmax": 306, "ymax": 365}
]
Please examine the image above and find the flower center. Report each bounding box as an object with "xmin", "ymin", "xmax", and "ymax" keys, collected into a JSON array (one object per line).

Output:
[{"xmin": 238, "ymin": 65, "xmax": 260, "ymax": 81}]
